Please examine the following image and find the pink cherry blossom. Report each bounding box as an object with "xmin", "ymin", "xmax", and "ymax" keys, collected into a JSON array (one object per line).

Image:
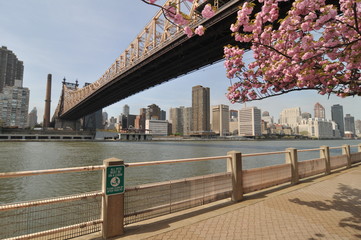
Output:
[
  {"xmin": 184, "ymin": 26, "xmax": 193, "ymax": 38},
  {"xmin": 202, "ymin": 4, "xmax": 215, "ymax": 18},
  {"xmin": 224, "ymin": 0, "xmax": 361, "ymax": 102},
  {"xmin": 143, "ymin": 0, "xmax": 361, "ymax": 102},
  {"xmin": 194, "ymin": 25, "xmax": 206, "ymax": 36}
]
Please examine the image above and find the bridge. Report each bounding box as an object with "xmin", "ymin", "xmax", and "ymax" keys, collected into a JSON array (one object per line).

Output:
[
  {"xmin": 53, "ymin": 0, "xmax": 244, "ymax": 121},
  {"xmin": 53, "ymin": 0, "xmax": 299, "ymax": 122}
]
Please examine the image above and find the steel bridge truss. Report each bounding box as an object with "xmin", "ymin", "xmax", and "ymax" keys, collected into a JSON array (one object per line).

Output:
[{"xmin": 54, "ymin": 0, "xmax": 223, "ymax": 119}]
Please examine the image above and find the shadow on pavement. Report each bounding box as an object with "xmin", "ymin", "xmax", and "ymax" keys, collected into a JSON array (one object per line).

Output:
[{"xmin": 289, "ymin": 183, "xmax": 361, "ymax": 238}]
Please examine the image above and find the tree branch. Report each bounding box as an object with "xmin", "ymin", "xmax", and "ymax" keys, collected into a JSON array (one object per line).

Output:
[
  {"xmin": 353, "ymin": 2, "xmax": 360, "ymax": 34},
  {"xmin": 140, "ymin": 0, "xmax": 180, "ymax": 27},
  {"xmin": 234, "ymin": 87, "xmax": 323, "ymax": 103},
  {"xmin": 334, "ymin": 18, "xmax": 361, "ymax": 35},
  {"xmin": 251, "ymin": 41, "xmax": 292, "ymax": 59}
]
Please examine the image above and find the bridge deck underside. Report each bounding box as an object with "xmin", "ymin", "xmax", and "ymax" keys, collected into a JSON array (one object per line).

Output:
[{"xmin": 60, "ymin": 1, "xmax": 246, "ymax": 120}]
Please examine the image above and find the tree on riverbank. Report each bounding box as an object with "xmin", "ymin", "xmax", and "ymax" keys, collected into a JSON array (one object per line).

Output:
[{"xmin": 143, "ymin": 0, "xmax": 361, "ymax": 103}]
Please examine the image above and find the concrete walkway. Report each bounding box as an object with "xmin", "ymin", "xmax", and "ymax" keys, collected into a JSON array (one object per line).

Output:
[{"xmin": 86, "ymin": 164, "xmax": 361, "ymax": 240}]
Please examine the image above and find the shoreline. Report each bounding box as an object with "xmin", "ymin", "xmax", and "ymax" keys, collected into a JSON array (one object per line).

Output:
[{"xmin": 1, "ymin": 136, "xmax": 358, "ymax": 143}]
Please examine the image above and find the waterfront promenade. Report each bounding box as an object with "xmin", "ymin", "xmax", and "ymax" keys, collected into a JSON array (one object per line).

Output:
[{"xmin": 83, "ymin": 163, "xmax": 361, "ymax": 240}]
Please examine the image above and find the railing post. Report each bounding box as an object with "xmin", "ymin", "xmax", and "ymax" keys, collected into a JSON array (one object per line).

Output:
[
  {"xmin": 342, "ymin": 144, "xmax": 351, "ymax": 168},
  {"xmin": 102, "ymin": 158, "xmax": 125, "ymax": 239},
  {"xmin": 320, "ymin": 146, "xmax": 331, "ymax": 175},
  {"xmin": 227, "ymin": 151, "xmax": 243, "ymax": 202},
  {"xmin": 285, "ymin": 148, "xmax": 299, "ymax": 185},
  {"xmin": 358, "ymin": 144, "xmax": 361, "ymax": 152},
  {"xmin": 227, "ymin": 155, "xmax": 232, "ymax": 173}
]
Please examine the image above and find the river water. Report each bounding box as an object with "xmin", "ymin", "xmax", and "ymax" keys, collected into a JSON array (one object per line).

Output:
[{"xmin": 0, "ymin": 139, "xmax": 360, "ymax": 204}]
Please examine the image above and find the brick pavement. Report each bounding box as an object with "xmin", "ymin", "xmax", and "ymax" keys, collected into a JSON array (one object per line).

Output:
[{"xmin": 84, "ymin": 164, "xmax": 361, "ymax": 240}]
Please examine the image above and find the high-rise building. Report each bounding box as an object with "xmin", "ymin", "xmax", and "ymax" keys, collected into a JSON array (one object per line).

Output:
[
  {"xmin": 238, "ymin": 107, "xmax": 261, "ymax": 137},
  {"xmin": 27, "ymin": 107, "xmax": 38, "ymax": 128},
  {"xmin": 192, "ymin": 85, "xmax": 210, "ymax": 134},
  {"xmin": 230, "ymin": 109, "xmax": 238, "ymax": 120},
  {"xmin": 0, "ymin": 80, "xmax": 29, "ymax": 128},
  {"xmin": 145, "ymin": 119, "xmax": 168, "ymax": 135},
  {"xmin": 146, "ymin": 104, "xmax": 161, "ymax": 120},
  {"xmin": 119, "ymin": 114, "xmax": 136, "ymax": 130},
  {"xmin": 298, "ymin": 118, "xmax": 339, "ymax": 139},
  {"xmin": 0, "ymin": 47, "xmax": 28, "ymax": 128},
  {"xmin": 169, "ymin": 106, "xmax": 193, "ymax": 135},
  {"xmin": 123, "ymin": 104, "xmax": 130, "ymax": 116},
  {"xmin": 355, "ymin": 120, "xmax": 361, "ymax": 135},
  {"xmin": 106, "ymin": 116, "xmax": 117, "ymax": 130},
  {"xmin": 314, "ymin": 102, "xmax": 326, "ymax": 119},
  {"xmin": 344, "ymin": 114, "xmax": 355, "ymax": 134},
  {"xmin": 279, "ymin": 107, "xmax": 302, "ymax": 131},
  {"xmin": 331, "ymin": 104, "xmax": 345, "ymax": 137},
  {"xmin": 128, "ymin": 114, "xmax": 136, "ymax": 129},
  {"xmin": 169, "ymin": 107, "xmax": 184, "ymax": 135},
  {"xmin": 109, "ymin": 117, "xmax": 117, "ymax": 124},
  {"xmin": 301, "ymin": 112, "xmax": 312, "ymax": 119},
  {"xmin": 261, "ymin": 111, "xmax": 274, "ymax": 124},
  {"xmin": 160, "ymin": 110, "xmax": 166, "ymax": 121},
  {"xmin": 212, "ymin": 104, "xmax": 229, "ymax": 136},
  {"xmin": 0, "ymin": 46, "xmax": 24, "ymax": 92},
  {"xmin": 183, "ymin": 107, "xmax": 193, "ymax": 135},
  {"xmin": 102, "ymin": 111, "xmax": 108, "ymax": 126},
  {"xmin": 229, "ymin": 109, "xmax": 239, "ymax": 135},
  {"xmin": 135, "ymin": 108, "xmax": 146, "ymax": 130}
]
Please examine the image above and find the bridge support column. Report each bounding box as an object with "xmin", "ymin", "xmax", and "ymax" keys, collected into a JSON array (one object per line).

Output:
[{"xmin": 54, "ymin": 118, "xmax": 81, "ymax": 130}]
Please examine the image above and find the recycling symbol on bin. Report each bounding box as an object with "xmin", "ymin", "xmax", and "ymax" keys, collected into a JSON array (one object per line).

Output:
[{"xmin": 110, "ymin": 177, "xmax": 121, "ymax": 187}]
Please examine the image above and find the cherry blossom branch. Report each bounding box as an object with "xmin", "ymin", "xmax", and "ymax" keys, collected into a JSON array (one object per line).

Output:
[
  {"xmin": 334, "ymin": 19, "xmax": 361, "ymax": 35},
  {"xmin": 140, "ymin": 0, "xmax": 182, "ymax": 26},
  {"xmin": 141, "ymin": 0, "xmax": 216, "ymax": 37},
  {"xmin": 232, "ymin": 87, "xmax": 324, "ymax": 103},
  {"xmin": 251, "ymin": 41, "xmax": 292, "ymax": 59},
  {"xmin": 353, "ymin": 2, "xmax": 360, "ymax": 34},
  {"xmin": 141, "ymin": 0, "xmax": 361, "ymax": 103}
]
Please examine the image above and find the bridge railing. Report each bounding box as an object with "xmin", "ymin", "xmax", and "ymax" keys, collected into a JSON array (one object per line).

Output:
[{"xmin": 0, "ymin": 143, "xmax": 360, "ymax": 239}]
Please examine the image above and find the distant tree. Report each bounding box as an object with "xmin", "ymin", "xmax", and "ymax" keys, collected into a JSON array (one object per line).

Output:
[
  {"xmin": 143, "ymin": 0, "xmax": 361, "ymax": 103},
  {"xmin": 300, "ymin": 131, "xmax": 309, "ymax": 136}
]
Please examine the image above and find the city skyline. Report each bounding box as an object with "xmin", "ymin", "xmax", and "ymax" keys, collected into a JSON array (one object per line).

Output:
[
  {"xmin": 1, "ymin": 1, "xmax": 360, "ymax": 124},
  {"xmin": 103, "ymin": 100, "xmax": 359, "ymax": 124}
]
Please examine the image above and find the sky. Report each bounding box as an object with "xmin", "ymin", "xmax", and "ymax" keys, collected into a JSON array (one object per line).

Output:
[{"xmin": 1, "ymin": 0, "xmax": 360, "ymax": 123}]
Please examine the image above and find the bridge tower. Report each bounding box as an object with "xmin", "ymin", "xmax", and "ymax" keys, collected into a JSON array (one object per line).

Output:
[{"xmin": 81, "ymin": 83, "xmax": 103, "ymax": 130}]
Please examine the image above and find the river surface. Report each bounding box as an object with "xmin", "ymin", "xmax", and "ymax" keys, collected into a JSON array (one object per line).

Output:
[{"xmin": 0, "ymin": 139, "xmax": 360, "ymax": 204}]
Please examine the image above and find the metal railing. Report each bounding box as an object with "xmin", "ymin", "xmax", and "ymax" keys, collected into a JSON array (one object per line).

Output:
[
  {"xmin": 0, "ymin": 165, "xmax": 104, "ymax": 178},
  {"xmin": 0, "ymin": 192, "xmax": 103, "ymax": 240},
  {"xmin": 0, "ymin": 144, "xmax": 360, "ymax": 239},
  {"xmin": 0, "ymin": 166, "xmax": 104, "ymax": 240},
  {"xmin": 126, "ymin": 155, "xmax": 230, "ymax": 167}
]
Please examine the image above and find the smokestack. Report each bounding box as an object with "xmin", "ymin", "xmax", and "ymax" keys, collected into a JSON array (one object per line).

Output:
[{"xmin": 43, "ymin": 74, "xmax": 52, "ymax": 128}]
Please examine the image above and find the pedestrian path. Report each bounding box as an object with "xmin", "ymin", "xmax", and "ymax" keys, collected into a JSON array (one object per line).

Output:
[{"xmin": 85, "ymin": 164, "xmax": 361, "ymax": 240}]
